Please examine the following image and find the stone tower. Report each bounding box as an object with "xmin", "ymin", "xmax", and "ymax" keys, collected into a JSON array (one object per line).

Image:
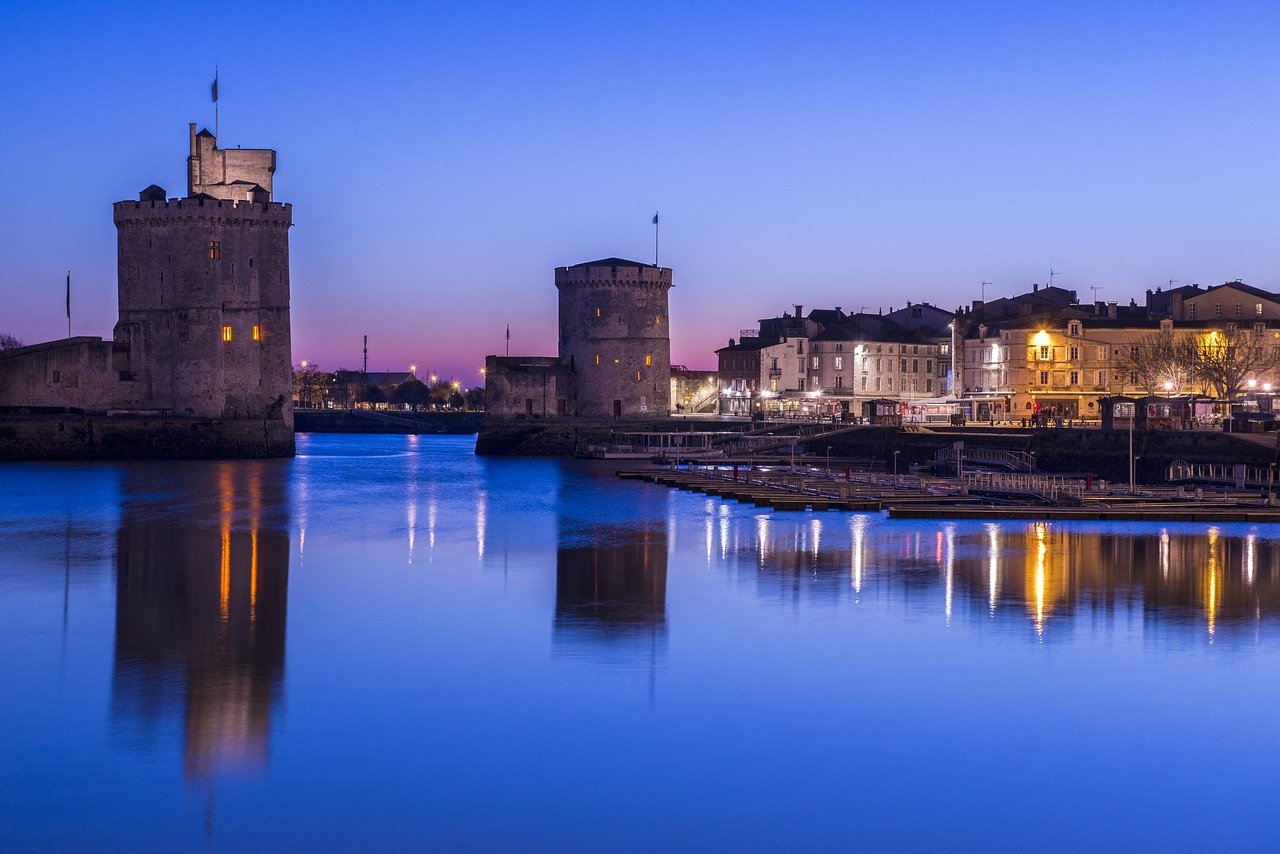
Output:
[
  {"xmin": 557, "ymin": 258, "xmax": 672, "ymax": 417},
  {"xmin": 112, "ymin": 124, "xmax": 293, "ymax": 432}
]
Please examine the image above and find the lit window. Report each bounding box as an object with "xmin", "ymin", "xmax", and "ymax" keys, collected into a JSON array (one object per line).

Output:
[
  {"xmin": 252, "ymin": 324, "xmax": 261, "ymax": 341},
  {"xmin": 655, "ymin": 315, "xmax": 661, "ymax": 326},
  {"xmin": 221, "ymin": 325, "xmax": 233, "ymax": 342},
  {"xmin": 595, "ymin": 354, "xmax": 600, "ymax": 365},
  {"xmin": 636, "ymin": 371, "xmax": 641, "ymax": 381},
  {"xmin": 596, "ymin": 308, "xmax": 601, "ymax": 317},
  {"xmin": 209, "ymin": 240, "xmax": 221, "ymax": 260}
]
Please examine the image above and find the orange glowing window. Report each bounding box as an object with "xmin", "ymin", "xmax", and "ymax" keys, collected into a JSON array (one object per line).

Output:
[
  {"xmin": 209, "ymin": 240, "xmax": 221, "ymax": 260},
  {"xmin": 655, "ymin": 315, "xmax": 661, "ymax": 326},
  {"xmin": 636, "ymin": 371, "xmax": 642, "ymax": 381},
  {"xmin": 645, "ymin": 354, "xmax": 652, "ymax": 366},
  {"xmin": 596, "ymin": 308, "xmax": 601, "ymax": 317},
  {"xmin": 221, "ymin": 325, "xmax": 233, "ymax": 342},
  {"xmin": 595, "ymin": 354, "xmax": 600, "ymax": 365},
  {"xmin": 252, "ymin": 324, "xmax": 261, "ymax": 341}
]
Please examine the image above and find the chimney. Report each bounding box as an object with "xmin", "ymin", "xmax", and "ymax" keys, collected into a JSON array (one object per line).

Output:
[
  {"xmin": 835, "ymin": 306, "xmax": 842, "ymax": 314},
  {"xmin": 1033, "ymin": 283, "xmax": 1039, "ymax": 292},
  {"xmin": 795, "ymin": 305, "xmax": 803, "ymax": 317},
  {"xmin": 1108, "ymin": 301, "xmax": 1118, "ymax": 319}
]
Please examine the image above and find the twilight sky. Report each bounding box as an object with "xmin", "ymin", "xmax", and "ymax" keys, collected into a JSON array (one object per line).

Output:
[{"xmin": 2, "ymin": 1, "xmax": 1279, "ymax": 382}]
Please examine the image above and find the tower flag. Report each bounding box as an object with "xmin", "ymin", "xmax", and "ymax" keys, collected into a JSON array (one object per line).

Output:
[
  {"xmin": 211, "ymin": 68, "xmax": 219, "ymax": 140},
  {"xmin": 505, "ymin": 323, "xmax": 510, "ymax": 357}
]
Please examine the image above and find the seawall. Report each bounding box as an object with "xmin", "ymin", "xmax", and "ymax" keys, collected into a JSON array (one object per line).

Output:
[
  {"xmin": 804, "ymin": 426, "xmax": 1279, "ymax": 484},
  {"xmin": 295, "ymin": 410, "xmax": 483, "ymax": 434},
  {"xmin": 475, "ymin": 416, "xmax": 739, "ymax": 456},
  {"xmin": 0, "ymin": 414, "xmax": 294, "ymax": 461}
]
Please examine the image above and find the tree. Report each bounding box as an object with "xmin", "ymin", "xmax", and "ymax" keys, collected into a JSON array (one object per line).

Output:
[
  {"xmin": 1193, "ymin": 325, "xmax": 1280, "ymax": 399},
  {"xmin": 391, "ymin": 378, "xmax": 431, "ymax": 408},
  {"xmin": 0, "ymin": 332, "xmax": 23, "ymax": 351},
  {"xmin": 363, "ymin": 384, "xmax": 387, "ymax": 405},
  {"xmin": 1111, "ymin": 332, "xmax": 1192, "ymax": 394},
  {"xmin": 293, "ymin": 363, "xmax": 330, "ymax": 409},
  {"xmin": 462, "ymin": 386, "xmax": 485, "ymax": 411}
]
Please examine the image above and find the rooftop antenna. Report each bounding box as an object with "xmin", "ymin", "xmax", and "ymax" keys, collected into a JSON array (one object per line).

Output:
[
  {"xmin": 1090, "ymin": 285, "xmax": 1102, "ymax": 303},
  {"xmin": 1049, "ymin": 267, "xmax": 1061, "ymax": 288},
  {"xmin": 1168, "ymin": 279, "xmax": 1179, "ymax": 289}
]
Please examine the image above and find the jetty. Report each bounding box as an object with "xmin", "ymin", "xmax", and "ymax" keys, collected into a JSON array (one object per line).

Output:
[{"xmin": 617, "ymin": 463, "xmax": 1280, "ymax": 522}]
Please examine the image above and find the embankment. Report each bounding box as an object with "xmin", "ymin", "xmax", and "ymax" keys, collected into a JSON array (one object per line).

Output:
[
  {"xmin": 0, "ymin": 414, "xmax": 294, "ymax": 461},
  {"xmin": 294, "ymin": 410, "xmax": 483, "ymax": 434}
]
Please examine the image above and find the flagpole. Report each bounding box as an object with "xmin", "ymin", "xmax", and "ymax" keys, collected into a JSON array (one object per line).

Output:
[
  {"xmin": 653, "ymin": 211, "xmax": 659, "ymax": 267},
  {"xmin": 505, "ymin": 324, "xmax": 510, "ymax": 357},
  {"xmin": 66, "ymin": 271, "xmax": 71, "ymax": 339},
  {"xmin": 214, "ymin": 67, "xmax": 219, "ymax": 140}
]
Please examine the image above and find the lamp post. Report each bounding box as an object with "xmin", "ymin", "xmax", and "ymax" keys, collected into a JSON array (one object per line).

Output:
[
  {"xmin": 1128, "ymin": 405, "xmax": 1135, "ymax": 493},
  {"xmin": 893, "ymin": 450, "xmax": 900, "ymax": 485}
]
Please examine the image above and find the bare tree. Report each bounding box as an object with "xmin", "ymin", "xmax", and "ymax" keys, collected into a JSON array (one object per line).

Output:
[
  {"xmin": 293, "ymin": 363, "xmax": 331, "ymax": 409},
  {"xmin": 0, "ymin": 332, "xmax": 23, "ymax": 351},
  {"xmin": 1111, "ymin": 331, "xmax": 1191, "ymax": 394},
  {"xmin": 1193, "ymin": 325, "xmax": 1280, "ymax": 399}
]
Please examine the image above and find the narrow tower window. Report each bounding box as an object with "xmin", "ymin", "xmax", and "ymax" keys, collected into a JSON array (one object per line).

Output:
[
  {"xmin": 596, "ymin": 308, "xmax": 601, "ymax": 317},
  {"xmin": 252, "ymin": 324, "xmax": 261, "ymax": 341},
  {"xmin": 221, "ymin": 325, "xmax": 233, "ymax": 342},
  {"xmin": 595, "ymin": 354, "xmax": 600, "ymax": 365},
  {"xmin": 645, "ymin": 355, "xmax": 652, "ymax": 366},
  {"xmin": 209, "ymin": 240, "xmax": 221, "ymax": 260},
  {"xmin": 636, "ymin": 371, "xmax": 642, "ymax": 381}
]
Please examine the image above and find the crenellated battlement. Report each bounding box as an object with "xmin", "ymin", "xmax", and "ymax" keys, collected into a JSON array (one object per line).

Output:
[
  {"xmin": 555, "ymin": 260, "xmax": 672, "ymax": 288},
  {"xmin": 113, "ymin": 197, "xmax": 292, "ymax": 227}
]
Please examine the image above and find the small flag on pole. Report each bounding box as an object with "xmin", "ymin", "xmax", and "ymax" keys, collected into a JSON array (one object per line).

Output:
[
  {"xmin": 505, "ymin": 324, "xmax": 510, "ymax": 341},
  {"xmin": 652, "ymin": 212, "xmax": 659, "ymax": 225},
  {"xmin": 211, "ymin": 74, "xmax": 219, "ymax": 103}
]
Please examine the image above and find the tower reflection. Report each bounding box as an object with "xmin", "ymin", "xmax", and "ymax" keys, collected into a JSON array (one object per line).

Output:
[
  {"xmin": 111, "ymin": 461, "xmax": 290, "ymax": 778},
  {"xmin": 554, "ymin": 526, "xmax": 668, "ymax": 648}
]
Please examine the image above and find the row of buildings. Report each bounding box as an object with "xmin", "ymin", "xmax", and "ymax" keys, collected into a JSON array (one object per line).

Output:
[{"xmin": 718, "ymin": 281, "xmax": 1280, "ymax": 422}]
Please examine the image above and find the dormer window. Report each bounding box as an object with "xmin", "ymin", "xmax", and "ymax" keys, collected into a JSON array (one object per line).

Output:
[{"xmin": 1068, "ymin": 321, "xmax": 1081, "ymax": 336}]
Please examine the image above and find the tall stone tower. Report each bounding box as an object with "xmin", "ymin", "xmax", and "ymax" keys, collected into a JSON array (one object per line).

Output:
[
  {"xmin": 557, "ymin": 258, "xmax": 672, "ymax": 417},
  {"xmin": 112, "ymin": 124, "xmax": 293, "ymax": 434}
]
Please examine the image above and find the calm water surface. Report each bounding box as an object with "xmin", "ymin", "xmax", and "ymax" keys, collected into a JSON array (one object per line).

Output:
[{"xmin": 2, "ymin": 434, "xmax": 1279, "ymax": 849}]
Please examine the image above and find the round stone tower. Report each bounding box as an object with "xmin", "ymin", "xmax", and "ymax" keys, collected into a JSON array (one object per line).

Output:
[{"xmin": 556, "ymin": 258, "xmax": 672, "ymax": 417}]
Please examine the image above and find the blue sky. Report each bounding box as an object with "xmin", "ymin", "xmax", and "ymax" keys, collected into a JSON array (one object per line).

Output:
[{"xmin": 2, "ymin": 1, "xmax": 1279, "ymax": 379}]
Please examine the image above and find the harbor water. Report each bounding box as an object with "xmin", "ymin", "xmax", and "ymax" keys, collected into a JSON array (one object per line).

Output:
[{"xmin": 2, "ymin": 433, "xmax": 1279, "ymax": 849}]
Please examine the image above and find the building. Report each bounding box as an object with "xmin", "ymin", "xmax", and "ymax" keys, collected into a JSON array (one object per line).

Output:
[
  {"xmin": 717, "ymin": 306, "xmax": 949, "ymax": 417},
  {"xmin": 486, "ymin": 258, "xmax": 678, "ymax": 418},
  {"xmin": 957, "ymin": 282, "xmax": 1280, "ymax": 421},
  {"xmin": 0, "ymin": 123, "xmax": 294, "ymax": 457}
]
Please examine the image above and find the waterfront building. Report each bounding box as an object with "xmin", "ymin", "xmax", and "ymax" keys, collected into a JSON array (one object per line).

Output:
[
  {"xmin": 957, "ymin": 282, "xmax": 1280, "ymax": 421},
  {"xmin": 717, "ymin": 306, "xmax": 949, "ymax": 417},
  {"xmin": 486, "ymin": 258, "xmax": 679, "ymax": 418}
]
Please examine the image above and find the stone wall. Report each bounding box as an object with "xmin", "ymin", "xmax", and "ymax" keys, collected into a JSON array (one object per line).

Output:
[
  {"xmin": 0, "ymin": 337, "xmax": 130, "ymax": 412},
  {"xmin": 0, "ymin": 414, "xmax": 294, "ymax": 460},
  {"xmin": 483, "ymin": 355, "xmax": 572, "ymax": 416}
]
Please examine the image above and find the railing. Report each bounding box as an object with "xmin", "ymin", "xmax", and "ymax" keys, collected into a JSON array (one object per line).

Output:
[
  {"xmin": 935, "ymin": 447, "xmax": 1035, "ymax": 472},
  {"xmin": 962, "ymin": 471, "xmax": 1085, "ymax": 500},
  {"xmin": 1167, "ymin": 461, "xmax": 1275, "ymax": 488}
]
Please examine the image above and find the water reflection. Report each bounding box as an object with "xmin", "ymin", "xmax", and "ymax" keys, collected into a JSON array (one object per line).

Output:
[
  {"xmin": 555, "ymin": 527, "xmax": 668, "ymax": 647},
  {"xmin": 730, "ymin": 517, "xmax": 1280, "ymax": 640},
  {"xmin": 111, "ymin": 461, "xmax": 290, "ymax": 778}
]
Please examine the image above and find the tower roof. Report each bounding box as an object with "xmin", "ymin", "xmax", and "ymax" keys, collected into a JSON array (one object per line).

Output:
[{"xmin": 565, "ymin": 257, "xmax": 654, "ymax": 269}]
